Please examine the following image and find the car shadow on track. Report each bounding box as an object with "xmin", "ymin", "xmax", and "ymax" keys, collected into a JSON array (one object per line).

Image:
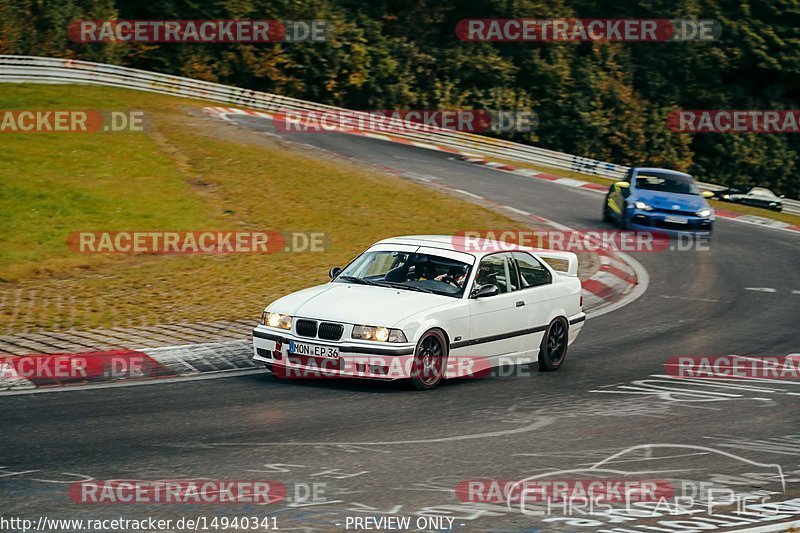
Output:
[{"xmin": 247, "ymin": 362, "xmax": 547, "ymax": 393}]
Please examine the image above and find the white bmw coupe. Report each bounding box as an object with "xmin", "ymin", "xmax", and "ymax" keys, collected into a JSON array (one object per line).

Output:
[{"xmin": 252, "ymin": 235, "xmax": 585, "ymax": 390}]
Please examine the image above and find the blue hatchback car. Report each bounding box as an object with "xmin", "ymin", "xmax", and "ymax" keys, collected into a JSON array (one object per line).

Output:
[{"xmin": 603, "ymin": 167, "xmax": 715, "ymax": 236}]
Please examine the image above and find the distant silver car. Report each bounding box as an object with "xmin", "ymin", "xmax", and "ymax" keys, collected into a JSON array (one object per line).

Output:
[{"xmin": 722, "ymin": 187, "xmax": 784, "ymax": 212}]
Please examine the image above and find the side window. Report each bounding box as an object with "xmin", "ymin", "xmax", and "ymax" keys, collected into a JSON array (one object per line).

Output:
[
  {"xmin": 513, "ymin": 252, "xmax": 551, "ymax": 288},
  {"xmin": 475, "ymin": 253, "xmax": 510, "ymax": 293}
]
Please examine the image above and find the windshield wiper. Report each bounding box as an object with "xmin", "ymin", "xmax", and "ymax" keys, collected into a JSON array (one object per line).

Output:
[
  {"xmin": 338, "ymin": 275, "xmax": 380, "ymax": 286},
  {"xmin": 339, "ymin": 276, "xmax": 436, "ymax": 294},
  {"xmin": 374, "ymin": 281, "xmax": 435, "ymax": 294}
]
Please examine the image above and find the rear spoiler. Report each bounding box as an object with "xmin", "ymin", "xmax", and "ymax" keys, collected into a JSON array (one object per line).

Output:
[{"xmin": 534, "ymin": 250, "xmax": 579, "ymax": 277}]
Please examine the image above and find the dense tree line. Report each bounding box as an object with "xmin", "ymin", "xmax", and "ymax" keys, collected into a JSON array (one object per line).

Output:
[{"xmin": 2, "ymin": 0, "xmax": 798, "ymax": 196}]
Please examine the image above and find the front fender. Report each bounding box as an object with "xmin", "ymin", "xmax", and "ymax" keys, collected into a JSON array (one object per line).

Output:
[{"xmin": 396, "ymin": 307, "xmax": 469, "ymax": 347}]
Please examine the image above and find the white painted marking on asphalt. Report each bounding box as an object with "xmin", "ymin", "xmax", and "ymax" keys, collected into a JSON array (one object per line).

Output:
[
  {"xmin": 728, "ymin": 520, "xmax": 800, "ymax": 533},
  {"xmin": 661, "ymin": 295, "xmax": 728, "ymax": 303},
  {"xmin": 454, "ymin": 189, "xmax": 483, "ymax": 200},
  {"xmin": 514, "ymin": 169, "xmax": 540, "ymax": 177},
  {"xmin": 539, "ymin": 218, "xmax": 571, "ymax": 231},
  {"xmin": 792, "ymin": 290, "xmax": 800, "ymax": 294},
  {"xmin": 502, "ymin": 205, "xmax": 531, "ymax": 216},
  {"xmin": 554, "ymin": 178, "xmax": 587, "ymax": 187},
  {"xmin": 403, "ymin": 172, "xmax": 438, "ymax": 182},
  {"xmin": 745, "ymin": 287, "xmax": 777, "ymax": 293},
  {"xmin": 392, "ymin": 155, "xmax": 427, "ymax": 163},
  {"xmin": 569, "ymin": 451, "xmax": 712, "ymax": 466}
]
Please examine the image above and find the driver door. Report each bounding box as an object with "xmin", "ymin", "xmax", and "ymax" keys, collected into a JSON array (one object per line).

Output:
[{"xmin": 466, "ymin": 253, "xmax": 524, "ymax": 360}]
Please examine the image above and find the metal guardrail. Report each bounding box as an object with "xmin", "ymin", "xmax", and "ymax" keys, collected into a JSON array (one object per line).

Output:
[
  {"xmin": 1, "ymin": 55, "xmax": 797, "ymax": 216},
  {"xmin": 781, "ymin": 198, "xmax": 800, "ymax": 215}
]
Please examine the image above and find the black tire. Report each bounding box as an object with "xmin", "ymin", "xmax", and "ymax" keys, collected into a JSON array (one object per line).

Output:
[
  {"xmin": 602, "ymin": 200, "xmax": 614, "ymax": 223},
  {"xmin": 538, "ymin": 318, "xmax": 569, "ymax": 372},
  {"xmin": 410, "ymin": 329, "xmax": 448, "ymax": 391}
]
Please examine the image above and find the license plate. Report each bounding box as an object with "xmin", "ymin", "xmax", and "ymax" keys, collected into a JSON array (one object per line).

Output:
[
  {"xmin": 289, "ymin": 341, "xmax": 339, "ymax": 358},
  {"xmin": 664, "ymin": 215, "xmax": 688, "ymax": 224}
]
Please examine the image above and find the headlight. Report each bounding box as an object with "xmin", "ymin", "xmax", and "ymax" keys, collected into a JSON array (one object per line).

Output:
[
  {"xmin": 263, "ymin": 312, "xmax": 292, "ymax": 330},
  {"xmin": 634, "ymin": 201, "xmax": 653, "ymax": 211},
  {"xmin": 723, "ymin": 194, "xmax": 730, "ymax": 199},
  {"xmin": 352, "ymin": 325, "xmax": 407, "ymax": 343},
  {"xmin": 696, "ymin": 209, "xmax": 712, "ymax": 218}
]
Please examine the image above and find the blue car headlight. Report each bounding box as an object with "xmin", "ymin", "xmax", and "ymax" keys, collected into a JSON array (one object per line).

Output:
[
  {"xmin": 633, "ymin": 201, "xmax": 653, "ymax": 211},
  {"xmin": 696, "ymin": 208, "xmax": 713, "ymax": 218}
]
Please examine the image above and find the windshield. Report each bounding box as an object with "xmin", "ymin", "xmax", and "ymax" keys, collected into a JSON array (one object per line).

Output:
[
  {"xmin": 635, "ymin": 171, "xmax": 700, "ymax": 195},
  {"xmin": 334, "ymin": 250, "xmax": 472, "ymax": 297}
]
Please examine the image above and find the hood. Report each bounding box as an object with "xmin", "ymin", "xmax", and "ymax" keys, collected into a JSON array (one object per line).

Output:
[
  {"xmin": 267, "ymin": 283, "xmax": 454, "ymax": 327},
  {"xmin": 634, "ymin": 189, "xmax": 708, "ymax": 212}
]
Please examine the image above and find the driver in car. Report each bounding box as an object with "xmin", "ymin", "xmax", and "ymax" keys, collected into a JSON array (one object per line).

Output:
[{"xmin": 435, "ymin": 265, "xmax": 468, "ymax": 288}]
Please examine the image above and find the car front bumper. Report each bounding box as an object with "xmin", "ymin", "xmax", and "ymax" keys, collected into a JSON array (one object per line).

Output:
[
  {"xmin": 628, "ymin": 211, "xmax": 713, "ymax": 236},
  {"xmin": 252, "ymin": 326, "xmax": 416, "ymax": 381}
]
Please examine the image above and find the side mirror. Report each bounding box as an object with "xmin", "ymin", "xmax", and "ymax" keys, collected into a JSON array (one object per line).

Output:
[
  {"xmin": 701, "ymin": 191, "xmax": 714, "ymax": 199},
  {"xmin": 329, "ymin": 266, "xmax": 342, "ymax": 279},
  {"xmin": 472, "ymin": 284, "xmax": 499, "ymax": 299},
  {"xmin": 616, "ymin": 181, "xmax": 630, "ymax": 189}
]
